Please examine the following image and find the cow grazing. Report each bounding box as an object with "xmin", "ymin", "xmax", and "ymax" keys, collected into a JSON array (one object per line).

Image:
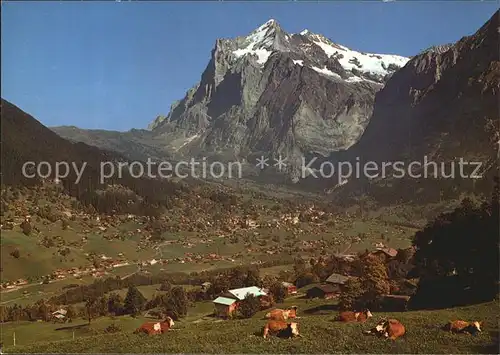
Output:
[
  {"xmin": 134, "ymin": 317, "xmax": 175, "ymax": 335},
  {"xmin": 265, "ymin": 306, "xmax": 298, "ymax": 321},
  {"xmin": 363, "ymin": 318, "xmax": 405, "ymax": 340},
  {"xmin": 262, "ymin": 320, "xmax": 300, "ymax": 339},
  {"xmin": 443, "ymin": 320, "xmax": 482, "ymax": 335},
  {"xmin": 336, "ymin": 309, "xmax": 373, "ymax": 323}
]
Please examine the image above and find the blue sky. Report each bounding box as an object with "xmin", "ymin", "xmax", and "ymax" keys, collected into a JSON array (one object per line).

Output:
[{"xmin": 2, "ymin": 1, "xmax": 498, "ymax": 131}]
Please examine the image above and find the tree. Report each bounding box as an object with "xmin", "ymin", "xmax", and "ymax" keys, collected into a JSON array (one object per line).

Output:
[
  {"xmin": 339, "ymin": 278, "xmax": 364, "ymax": 310},
  {"xmin": 311, "ymin": 260, "xmax": 331, "ymax": 281},
  {"xmin": 228, "ymin": 267, "xmax": 247, "ymax": 289},
  {"xmin": 85, "ymin": 297, "xmax": 98, "ymax": 324},
  {"xmin": 244, "ymin": 268, "xmax": 261, "ymax": 287},
  {"xmin": 159, "ymin": 280, "xmax": 172, "ymax": 292},
  {"xmin": 336, "ymin": 256, "xmax": 391, "ymax": 310},
  {"xmin": 295, "ymin": 272, "xmax": 318, "ymax": 288},
  {"xmin": 325, "ymin": 256, "xmax": 353, "ymax": 277},
  {"xmin": 293, "ymin": 258, "xmax": 307, "ymax": 277},
  {"xmin": 238, "ymin": 294, "xmax": 261, "ymax": 319},
  {"xmin": 23, "ymin": 304, "xmax": 38, "ymax": 322},
  {"xmin": 9, "ymin": 304, "xmax": 23, "ymax": 322},
  {"xmin": 207, "ymin": 277, "xmax": 230, "ymax": 299},
  {"xmin": 162, "ymin": 286, "xmax": 188, "ymax": 320},
  {"xmin": 96, "ymin": 296, "xmax": 108, "ymax": 316},
  {"xmin": 20, "ymin": 220, "xmax": 32, "ymax": 235},
  {"xmin": 0, "ymin": 305, "xmax": 5, "ymax": 322},
  {"xmin": 66, "ymin": 305, "xmax": 76, "ymax": 322},
  {"xmin": 123, "ymin": 286, "xmax": 146, "ymax": 316},
  {"xmin": 362, "ymin": 257, "xmax": 390, "ymax": 308},
  {"xmin": 269, "ymin": 282, "xmax": 287, "ymax": 303},
  {"xmin": 107, "ymin": 293, "xmax": 123, "ymax": 316},
  {"xmin": 410, "ymin": 182, "xmax": 499, "ymax": 308},
  {"xmin": 34, "ymin": 299, "xmax": 52, "ymax": 322}
]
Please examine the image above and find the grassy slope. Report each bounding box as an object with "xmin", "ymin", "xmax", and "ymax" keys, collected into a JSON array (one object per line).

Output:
[
  {"xmin": 4, "ymin": 302, "xmax": 498, "ymax": 354},
  {"xmin": 1, "ymin": 207, "xmax": 415, "ymax": 306}
]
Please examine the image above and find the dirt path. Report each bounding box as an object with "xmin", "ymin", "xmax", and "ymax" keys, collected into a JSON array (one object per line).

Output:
[
  {"xmin": 120, "ymin": 265, "xmax": 141, "ymax": 280},
  {"xmin": 340, "ymin": 243, "xmax": 352, "ymax": 255}
]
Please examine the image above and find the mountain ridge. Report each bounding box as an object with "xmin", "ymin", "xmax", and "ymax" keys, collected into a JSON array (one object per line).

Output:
[
  {"xmin": 55, "ymin": 18, "xmax": 409, "ymax": 169},
  {"xmin": 51, "ymin": 12, "xmax": 499, "ymax": 205}
]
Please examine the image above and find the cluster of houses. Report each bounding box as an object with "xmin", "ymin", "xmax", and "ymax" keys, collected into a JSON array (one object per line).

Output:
[
  {"xmin": 212, "ymin": 246, "xmax": 413, "ymax": 318},
  {"xmin": 138, "ymin": 253, "xmax": 239, "ymax": 267},
  {"xmin": 224, "ymin": 213, "xmax": 300, "ymax": 231},
  {"xmin": 210, "ymin": 265, "xmax": 405, "ymax": 319},
  {"xmin": 305, "ymin": 248, "xmax": 414, "ymax": 311},
  {"xmin": 1, "ymin": 278, "xmax": 28, "ymax": 290}
]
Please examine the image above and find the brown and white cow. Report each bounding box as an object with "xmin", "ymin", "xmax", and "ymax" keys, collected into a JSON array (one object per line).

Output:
[
  {"xmin": 262, "ymin": 320, "xmax": 301, "ymax": 339},
  {"xmin": 443, "ymin": 320, "xmax": 482, "ymax": 335},
  {"xmin": 364, "ymin": 318, "xmax": 405, "ymax": 340},
  {"xmin": 265, "ymin": 306, "xmax": 298, "ymax": 321},
  {"xmin": 134, "ymin": 317, "xmax": 175, "ymax": 335},
  {"xmin": 336, "ymin": 309, "xmax": 373, "ymax": 323}
]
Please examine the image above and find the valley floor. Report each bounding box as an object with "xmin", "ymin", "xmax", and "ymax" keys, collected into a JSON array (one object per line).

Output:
[{"xmin": 3, "ymin": 300, "xmax": 498, "ymax": 354}]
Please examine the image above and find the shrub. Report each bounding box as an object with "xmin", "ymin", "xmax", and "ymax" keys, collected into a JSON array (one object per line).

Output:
[
  {"xmin": 159, "ymin": 281, "xmax": 172, "ymax": 292},
  {"xmin": 20, "ymin": 220, "xmax": 32, "ymax": 235},
  {"xmin": 269, "ymin": 282, "xmax": 287, "ymax": 303},
  {"xmin": 104, "ymin": 323, "xmax": 122, "ymax": 333}
]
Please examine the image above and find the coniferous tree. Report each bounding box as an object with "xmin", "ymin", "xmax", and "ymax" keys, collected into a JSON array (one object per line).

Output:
[
  {"xmin": 107, "ymin": 293, "xmax": 124, "ymax": 316},
  {"xmin": 123, "ymin": 286, "xmax": 146, "ymax": 316}
]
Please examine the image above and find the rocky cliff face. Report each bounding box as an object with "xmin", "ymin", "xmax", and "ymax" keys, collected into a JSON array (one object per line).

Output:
[
  {"xmin": 353, "ymin": 12, "xmax": 498, "ymax": 162},
  {"xmin": 321, "ymin": 11, "xmax": 499, "ymax": 204},
  {"xmin": 150, "ymin": 19, "xmax": 409, "ymax": 170}
]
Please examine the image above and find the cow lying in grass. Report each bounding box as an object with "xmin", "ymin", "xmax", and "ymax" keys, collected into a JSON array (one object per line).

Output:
[
  {"xmin": 262, "ymin": 320, "xmax": 301, "ymax": 339},
  {"xmin": 363, "ymin": 318, "xmax": 406, "ymax": 340},
  {"xmin": 265, "ymin": 306, "xmax": 298, "ymax": 321},
  {"xmin": 443, "ymin": 320, "xmax": 482, "ymax": 335},
  {"xmin": 134, "ymin": 317, "xmax": 175, "ymax": 335},
  {"xmin": 336, "ymin": 309, "xmax": 372, "ymax": 323}
]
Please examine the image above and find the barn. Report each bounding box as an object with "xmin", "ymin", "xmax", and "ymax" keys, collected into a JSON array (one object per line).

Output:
[
  {"xmin": 51, "ymin": 309, "xmax": 67, "ymax": 323},
  {"xmin": 213, "ymin": 286, "xmax": 268, "ymax": 318},
  {"xmin": 282, "ymin": 282, "xmax": 297, "ymax": 295},
  {"xmin": 213, "ymin": 297, "xmax": 239, "ymax": 318},
  {"xmin": 325, "ymin": 273, "xmax": 350, "ymax": 288},
  {"xmin": 371, "ymin": 248, "xmax": 398, "ymax": 262},
  {"xmin": 201, "ymin": 282, "xmax": 212, "ymax": 291},
  {"xmin": 306, "ymin": 284, "xmax": 338, "ymax": 299}
]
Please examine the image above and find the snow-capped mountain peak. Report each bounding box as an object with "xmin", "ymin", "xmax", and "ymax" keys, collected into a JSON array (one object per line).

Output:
[
  {"xmin": 232, "ymin": 19, "xmax": 289, "ymax": 64},
  {"xmin": 228, "ymin": 20, "xmax": 409, "ymax": 84},
  {"xmin": 297, "ymin": 29, "xmax": 409, "ymax": 83}
]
